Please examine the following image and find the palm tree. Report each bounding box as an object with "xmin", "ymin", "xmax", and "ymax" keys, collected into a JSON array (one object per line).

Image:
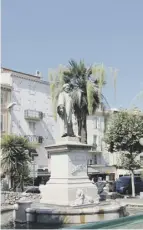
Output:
[
  {"xmin": 50, "ymin": 59, "xmax": 107, "ymax": 143},
  {"xmin": 63, "ymin": 59, "xmax": 107, "ymax": 143},
  {"xmin": 1, "ymin": 135, "xmax": 34, "ymax": 191}
]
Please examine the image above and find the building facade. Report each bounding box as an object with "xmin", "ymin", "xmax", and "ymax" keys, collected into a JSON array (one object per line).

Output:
[
  {"xmin": 86, "ymin": 109, "xmax": 143, "ymax": 180},
  {"xmin": 1, "ymin": 67, "xmax": 143, "ymax": 182},
  {"xmin": 86, "ymin": 110, "xmax": 117, "ymax": 181},
  {"xmin": 0, "ymin": 71, "xmax": 12, "ymax": 136},
  {"xmin": 1, "ymin": 68, "xmax": 57, "ymax": 178}
]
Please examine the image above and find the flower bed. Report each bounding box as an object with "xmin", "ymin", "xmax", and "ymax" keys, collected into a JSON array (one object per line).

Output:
[{"xmin": 1, "ymin": 191, "xmax": 41, "ymax": 205}]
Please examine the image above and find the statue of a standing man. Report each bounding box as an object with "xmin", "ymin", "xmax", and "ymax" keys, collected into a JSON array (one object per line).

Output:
[{"xmin": 57, "ymin": 83, "xmax": 75, "ymax": 137}]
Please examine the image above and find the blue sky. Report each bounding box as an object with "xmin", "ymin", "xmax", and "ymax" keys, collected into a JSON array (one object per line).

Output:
[{"xmin": 2, "ymin": 0, "xmax": 143, "ymax": 109}]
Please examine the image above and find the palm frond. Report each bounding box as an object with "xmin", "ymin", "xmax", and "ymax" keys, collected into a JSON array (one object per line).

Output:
[
  {"xmin": 86, "ymin": 81, "xmax": 95, "ymax": 114},
  {"xmin": 1, "ymin": 135, "xmax": 32, "ymax": 177}
]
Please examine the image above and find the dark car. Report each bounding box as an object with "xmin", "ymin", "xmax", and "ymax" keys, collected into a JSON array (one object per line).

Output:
[
  {"xmin": 24, "ymin": 187, "xmax": 40, "ymax": 194},
  {"xmin": 116, "ymin": 176, "xmax": 143, "ymax": 195}
]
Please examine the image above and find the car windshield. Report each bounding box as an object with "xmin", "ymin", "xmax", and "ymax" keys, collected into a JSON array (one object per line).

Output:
[{"xmin": 117, "ymin": 177, "xmax": 130, "ymax": 185}]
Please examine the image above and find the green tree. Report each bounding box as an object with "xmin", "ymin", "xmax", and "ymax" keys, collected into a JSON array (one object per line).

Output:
[
  {"xmin": 1, "ymin": 135, "xmax": 34, "ymax": 191},
  {"xmin": 105, "ymin": 109, "xmax": 143, "ymax": 196},
  {"xmin": 49, "ymin": 59, "xmax": 108, "ymax": 143}
]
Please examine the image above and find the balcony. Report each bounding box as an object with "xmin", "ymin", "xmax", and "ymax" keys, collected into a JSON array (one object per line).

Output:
[
  {"xmin": 37, "ymin": 168, "xmax": 50, "ymax": 176},
  {"xmin": 24, "ymin": 110, "xmax": 43, "ymax": 121},
  {"xmin": 24, "ymin": 135, "xmax": 43, "ymax": 144}
]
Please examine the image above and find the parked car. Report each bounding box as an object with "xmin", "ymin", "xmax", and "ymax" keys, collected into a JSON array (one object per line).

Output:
[
  {"xmin": 23, "ymin": 186, "xmax": 40, "ymax": 194},
  {"xmin": 116, "ymin": 176, "xmax": 143, "ymax": 195}
]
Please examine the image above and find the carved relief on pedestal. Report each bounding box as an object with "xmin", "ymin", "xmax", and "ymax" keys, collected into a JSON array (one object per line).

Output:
[
  {"xmin": 71, "ymin": 164, "xmax": 87, "ymax": 175},
  {"xmin": 69, "ymin": 153, "xmax": 89, "ymax": 176},
  {"xmin": 70, "ymin": 189, "xmax": 99, "ymax": 206}
]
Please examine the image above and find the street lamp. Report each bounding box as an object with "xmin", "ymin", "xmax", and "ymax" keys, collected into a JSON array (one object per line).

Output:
[
  {"xmin": 7, "ymin": 102, "xmax": 17, "ymax": 109},
  {"xmin": 31, "ymin": 150, "xmax": 38, "ymax": 188}
]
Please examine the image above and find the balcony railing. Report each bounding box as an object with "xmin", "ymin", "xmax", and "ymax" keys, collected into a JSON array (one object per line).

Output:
[
  {"xmin": 24, "ymin": 110, "xmax": 43, "ymax": 121},
  {"xmin": 24, "ymin": 135, "xmax": 43, "ymax": 144},
  {"xmin": 37, "ymin": 168, "xmax": 50, "ymax": 176}
]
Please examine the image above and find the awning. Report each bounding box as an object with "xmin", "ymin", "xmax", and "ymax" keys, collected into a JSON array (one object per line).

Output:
[{"xmin": 88, "ymin": 165, "xmax": 116, "ymax": 174}]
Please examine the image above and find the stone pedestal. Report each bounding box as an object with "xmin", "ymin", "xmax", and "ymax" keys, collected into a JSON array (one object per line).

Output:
[
  {"xmin": 40, "ymin": 138, "xmax": 99, "ymax": 206},
  {"xmin": 14, "ymin": 201, "xmax": 32, "ymax": 223}
]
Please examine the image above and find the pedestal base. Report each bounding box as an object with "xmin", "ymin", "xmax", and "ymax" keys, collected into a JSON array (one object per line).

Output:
[
  {"xmin": 40, "ymin": 177, "xmax": 99, "ymax": 205},
  {"xmin": 40, "ymin": 141, "xmax": 99, "ymax": 206}
]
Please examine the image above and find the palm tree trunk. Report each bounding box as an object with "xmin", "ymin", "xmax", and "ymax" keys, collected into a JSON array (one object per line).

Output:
[
  {"xmin": 81, "ymin": 116, "xmax": 87, "ymax": 144},
  {"xmin": 77, "ymin": 118, "xmax": 82, "ymax": 138}
]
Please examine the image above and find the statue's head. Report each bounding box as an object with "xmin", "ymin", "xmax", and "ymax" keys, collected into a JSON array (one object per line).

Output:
[{"xmin": 63, "ymin": 83, "xmax": 71, "ymax": 93}]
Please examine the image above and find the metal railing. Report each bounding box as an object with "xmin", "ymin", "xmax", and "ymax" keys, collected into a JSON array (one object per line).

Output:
[
  {"xmin": 24, "ymin": 135, "xmax": 43, "ymax": 144},
  {"xmin": 24, "ymin": 110, "xmax": 43, "ymax": 120}
]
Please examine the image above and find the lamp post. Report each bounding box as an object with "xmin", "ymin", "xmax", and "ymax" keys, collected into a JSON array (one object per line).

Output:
[
  {"xmin": 31, "ymin": 150, "xmax": 38, "ymax": 189},
  {"xmin": 31, "ymin": 153, "xmax": 35, "ymax": 188}
]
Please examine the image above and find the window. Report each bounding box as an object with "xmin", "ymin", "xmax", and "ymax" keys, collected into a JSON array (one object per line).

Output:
[
  {"xmin": 1, "ymin": 90, "xmax": 8, "ymax": 106},
  {"xmin": 1, "ymin": 114, "xmax": 5, "ymax": 132},
  {"xmin": 98, "ymin": 118, "xmax": 101, "ymax": 129},
  {"xmin": 98, "ymin": 137, "xmax": 102, "ymax": 149},
  {"xmin": 29, "ymin": 122, "xmax": 36, "ymax": 133},
  {"xmin": 93, "ymin": 135, "xmax": 97, "ymax": 146},
  {"xmin": 93, "ymin": 155, "xmax": 97, "ymax": 164},
  {"xmin": 135, "ymin": 177, "xmax": 141, "ymax": 182},
  {"xmin": 93, "ymin": 117, "xmax": 98, "ymax": 129}
]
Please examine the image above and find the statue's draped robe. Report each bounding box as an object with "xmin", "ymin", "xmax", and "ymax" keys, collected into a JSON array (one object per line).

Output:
[{"xmin": 57, "ymin": 91, "xmax": 74, "ymax": 137}]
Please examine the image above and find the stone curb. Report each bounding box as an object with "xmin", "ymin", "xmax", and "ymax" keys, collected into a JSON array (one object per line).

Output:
[{"xmin": 26, "ymin": 203, "xmax": 124, "ymax": 215}]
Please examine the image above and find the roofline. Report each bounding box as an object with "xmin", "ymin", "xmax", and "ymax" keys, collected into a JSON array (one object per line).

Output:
[
  {"xmin": 1, "ymin": 67, "xmax": 50, "ymax": 85},
  {"xmin": 1, "ymin": 67, "xmax": 41, "ymax": 79}
]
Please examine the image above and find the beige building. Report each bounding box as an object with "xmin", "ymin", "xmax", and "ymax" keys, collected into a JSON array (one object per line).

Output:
[
  {"xmin": 1, "ymin": 70, "xmax": 13, "ymax": 136},
  {"xmin": 86, "ymin": 108, "xmax": 143, "ymax": 180},
  {"xmin": 1, "ymin": 67, "xmax": 56, "ymax": 182}
]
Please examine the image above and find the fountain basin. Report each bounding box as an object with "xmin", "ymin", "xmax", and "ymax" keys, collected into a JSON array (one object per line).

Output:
[
  {"xmin": 65, "ymin": 214, "xmax": 143, "ymax": 229},
  {"xmin": 25, "ymin": 201, "xmax": 127, "ymax": 225}
]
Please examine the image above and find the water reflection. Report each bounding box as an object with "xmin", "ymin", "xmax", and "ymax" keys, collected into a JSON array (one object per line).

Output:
[{"xmin": 1, "ymin": 222, "xmax": 63, "ymax": 229}]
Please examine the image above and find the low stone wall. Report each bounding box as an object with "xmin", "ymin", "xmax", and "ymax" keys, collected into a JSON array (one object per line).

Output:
[{"xmin": 1, "ymin": 192, "xmax": 41, "ymax": 206}]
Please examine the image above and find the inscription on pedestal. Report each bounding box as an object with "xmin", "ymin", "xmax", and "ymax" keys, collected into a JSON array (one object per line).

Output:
[{"xmin": 71, "ymin": 164, "xmax": 87, "ymax": 175}]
